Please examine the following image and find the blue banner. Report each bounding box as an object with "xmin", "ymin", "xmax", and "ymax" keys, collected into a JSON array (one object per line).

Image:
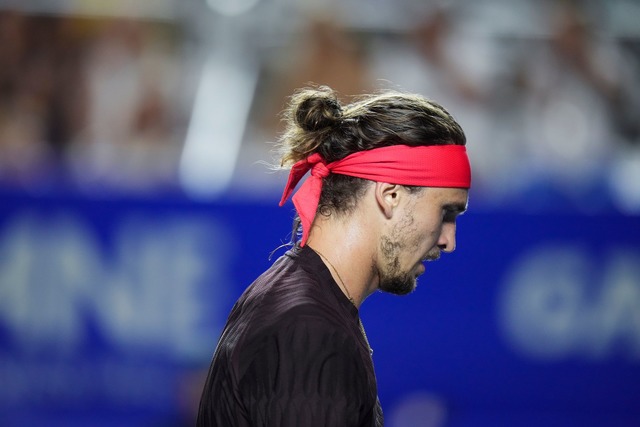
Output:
[{"xmin": 0, "ymin": 192, "xmax": 638, "ymax": 426}]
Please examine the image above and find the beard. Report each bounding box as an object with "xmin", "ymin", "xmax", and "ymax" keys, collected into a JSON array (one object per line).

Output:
[
  {"xmin": 379, "ymin": 268, "xmax": 417, "ymax": 296},
  {"xmin": 377, "ymin": 235, "xmax": 419, "ymax": 296}
]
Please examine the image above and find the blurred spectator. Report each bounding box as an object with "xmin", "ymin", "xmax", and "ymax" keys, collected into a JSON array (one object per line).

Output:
[
  {"xmin": 67, "ymin": 19, "xmax": 182, "ymax": 192},
  {"xmin": 410, "ymin": 5, "xmax": 486, "ymax": 104},
  {"xmin": 253, "ymin": 11, "xmax": 375, "ymax": 137},
  {"xmin": 0, "ymin": 12, "xmax": 54, "ymax": 185}
]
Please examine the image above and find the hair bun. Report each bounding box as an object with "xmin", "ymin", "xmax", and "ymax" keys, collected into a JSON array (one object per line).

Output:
[{"xmin": 293, "ymin": 86, "xmax": 343, "ymax": 132}]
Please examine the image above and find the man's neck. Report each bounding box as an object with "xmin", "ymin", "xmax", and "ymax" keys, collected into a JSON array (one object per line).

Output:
[{"xmin": 306, "ymin": 215, "xmax": 379, "ymax": 308}]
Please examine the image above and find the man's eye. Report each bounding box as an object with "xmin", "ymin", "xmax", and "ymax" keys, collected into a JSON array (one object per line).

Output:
[{"xmin": 443, "ymin": 210, "xmax": 457, "ymax": 223}]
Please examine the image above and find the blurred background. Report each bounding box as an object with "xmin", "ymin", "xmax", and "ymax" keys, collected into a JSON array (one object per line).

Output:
[{"xmin": 0, "ymin": 0, "xmax": 638, "ymax": 426}]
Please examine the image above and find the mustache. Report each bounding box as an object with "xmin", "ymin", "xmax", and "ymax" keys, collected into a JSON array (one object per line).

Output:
[{"xmin": 421, "ymin": 250, "xmax": 441, "ymax": 262}]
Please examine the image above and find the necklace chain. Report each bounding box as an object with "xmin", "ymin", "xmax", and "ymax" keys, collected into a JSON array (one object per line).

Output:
[
  {"xmin": 314, "ymin": 248, "xmax": 354, "ymax": 304},
  {"xmin": 313, "ymin": 248, "xmax": 373, "ymax": 356}
]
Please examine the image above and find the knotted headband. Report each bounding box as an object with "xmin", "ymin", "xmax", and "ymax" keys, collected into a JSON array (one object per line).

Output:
[{"xmin": 279, "ymin": 144, "xmax": 471, "ymax": 246}]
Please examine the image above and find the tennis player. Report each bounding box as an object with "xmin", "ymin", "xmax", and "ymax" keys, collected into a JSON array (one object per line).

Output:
[{"xmin": 197, "ymin": 85, "xmax": 471, "ymax": 427}]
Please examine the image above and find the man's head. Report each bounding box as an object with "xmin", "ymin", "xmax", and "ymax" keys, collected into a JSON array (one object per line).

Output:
[{"xmin": 277, "ymin": 85, "xmax": 469, "ymax": 294}]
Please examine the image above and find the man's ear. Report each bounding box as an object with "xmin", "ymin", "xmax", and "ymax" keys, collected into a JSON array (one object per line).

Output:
[{"xmin": 374, "ymin": 182, "xmax": 403, "ymax": 219}]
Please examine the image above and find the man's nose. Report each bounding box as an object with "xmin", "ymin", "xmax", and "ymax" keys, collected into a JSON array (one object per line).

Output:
[{"xmin": 437, "ymin": 222, "xmax": 457, "ymax": 253}]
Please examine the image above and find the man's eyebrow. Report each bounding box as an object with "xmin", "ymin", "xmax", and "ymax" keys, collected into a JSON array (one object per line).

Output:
[{"xmin": 442, "ymin": 203, "xmax": 467, "ymax": 214}]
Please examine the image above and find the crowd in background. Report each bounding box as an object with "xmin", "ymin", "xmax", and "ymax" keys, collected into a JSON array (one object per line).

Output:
[
  {"xmin": 0, "ymin": 11, "xmax": 184, "ymax": 192},
  {"xmin": 0, "ymin": 0, "xmax": 639, "ymax": 212}
]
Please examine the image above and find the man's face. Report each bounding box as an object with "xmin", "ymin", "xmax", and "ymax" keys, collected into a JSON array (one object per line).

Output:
[{"xmin": 377, "ymin": 187, "xmax": 468, "ymax": 295}]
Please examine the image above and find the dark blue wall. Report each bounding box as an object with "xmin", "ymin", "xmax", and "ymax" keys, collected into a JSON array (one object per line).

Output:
[{"xmin": 0, "ymin": 191, "xmax": 638, "ymax": 426}]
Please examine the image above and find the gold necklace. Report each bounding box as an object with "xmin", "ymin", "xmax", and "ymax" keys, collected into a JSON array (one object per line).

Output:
[{"xmin": 313, "ymin": 248, "xmax": 373, "ymax": 356}]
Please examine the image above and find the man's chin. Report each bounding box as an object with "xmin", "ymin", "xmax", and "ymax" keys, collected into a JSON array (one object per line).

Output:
[{"xmin": 379, "ymin": 276, "xmax": 417, "ymax": 296}]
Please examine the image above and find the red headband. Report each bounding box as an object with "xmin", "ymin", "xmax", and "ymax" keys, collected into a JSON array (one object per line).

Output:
[{"xmin": 279, "ymin": 144, "xmax": 471, "ymax": 246}]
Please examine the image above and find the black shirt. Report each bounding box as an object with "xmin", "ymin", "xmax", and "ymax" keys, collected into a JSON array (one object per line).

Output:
[{"xmin": 197, "ymin": 245, "xmax": 384, "ymax": 426}]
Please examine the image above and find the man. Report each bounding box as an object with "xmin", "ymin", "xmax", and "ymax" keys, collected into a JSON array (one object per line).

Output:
[{"xmin": 197, "ymin": 85, "xmax": 470, "ymax": 426}]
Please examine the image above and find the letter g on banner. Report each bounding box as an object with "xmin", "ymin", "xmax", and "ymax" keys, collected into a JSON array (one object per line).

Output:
[{"xmin": 498, "ymin": 245, "xmax": 640, "ymax": 362}]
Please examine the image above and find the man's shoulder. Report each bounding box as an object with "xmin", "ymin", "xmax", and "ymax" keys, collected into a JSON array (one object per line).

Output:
[
  {"xmin": 241, "ymin": 252, "xmax": 337, "ymax": 318},
  {"xmin": 241, "ymin": 286, "xmax": 346, "ymax": 337},
  {"xmin": 232, "ymin": 280, "xmax": 352, "ymax": 353},
  {"xmin": 222, "ymin": 248, "xmax": 354, "ymax": 357}
]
